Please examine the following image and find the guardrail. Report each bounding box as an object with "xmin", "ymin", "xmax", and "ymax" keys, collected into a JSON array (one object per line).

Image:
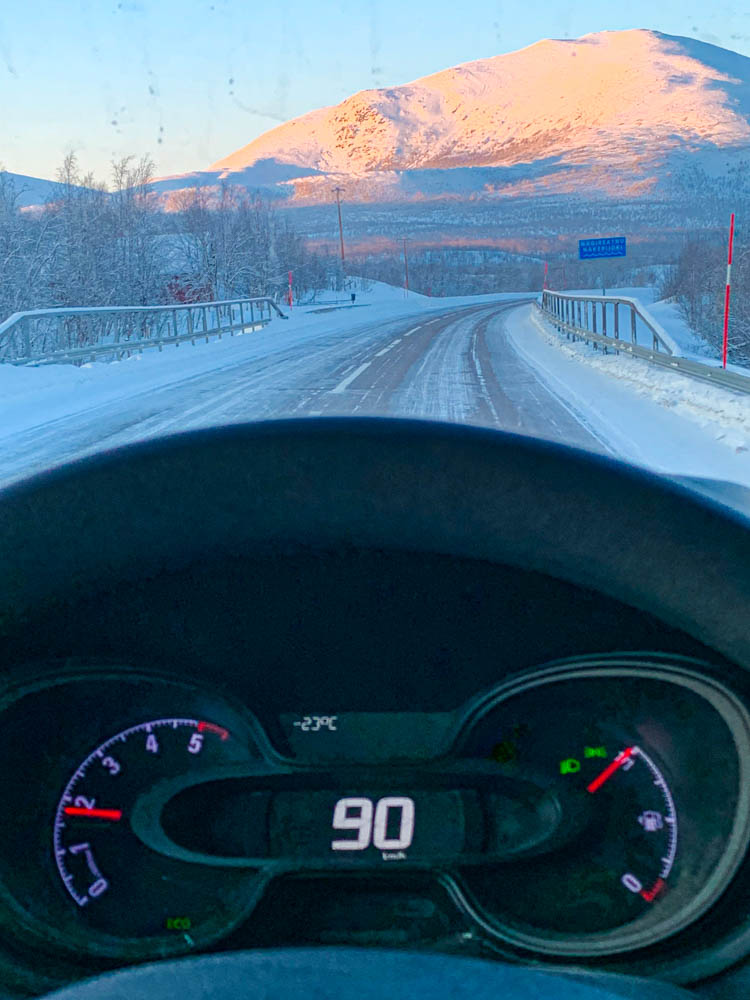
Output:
[
  {"xmin": 538, "ymin": 290, "xmax": 750, "ymax": 396},
  {"xmin": 0, "ymin": 296, "xmax": 288, "ymax": 366}
]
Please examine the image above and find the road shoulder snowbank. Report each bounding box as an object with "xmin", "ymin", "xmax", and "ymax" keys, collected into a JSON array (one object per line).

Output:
[{"xmin": 505, "ymin": 304, "xmax": 750, "ymax": 487}]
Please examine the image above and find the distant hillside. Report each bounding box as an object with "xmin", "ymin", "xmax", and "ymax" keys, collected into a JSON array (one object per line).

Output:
[
  {"xmin": 155, "ymin": 29, "xmax": 750, "ymax": 204},
  {"xmin": 0, "ymin": 170, "xmax": 96, "ymax": 209}
]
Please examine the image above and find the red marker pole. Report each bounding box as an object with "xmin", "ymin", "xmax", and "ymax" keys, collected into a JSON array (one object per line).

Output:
[
  {"xmin": 288, "ymin": 270, "xmax": 293, "ymax": 310},
  {"xmin": 723, "ymin": 213, "xmax": 735, "ymax": 369},
  {"xmin": 543, "ymin": 260, "xmax": 548, "ymax": 290}
]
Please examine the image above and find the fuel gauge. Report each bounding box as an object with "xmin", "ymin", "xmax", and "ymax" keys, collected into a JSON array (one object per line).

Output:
[{"xmin": 451, "ymin": 659, "xmax": 750, "ymax": 958}]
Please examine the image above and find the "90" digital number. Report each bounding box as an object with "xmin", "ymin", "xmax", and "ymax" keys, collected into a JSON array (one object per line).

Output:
[{"xmin": 331, "ymin": 796, "xmax": 415, "ymax": 851}]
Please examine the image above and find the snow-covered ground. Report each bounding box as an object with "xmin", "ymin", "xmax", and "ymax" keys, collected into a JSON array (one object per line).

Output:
[
  {"xmin": 4, "ymin": 277, "xmax": 750, "ymax": 496},
  {"xmin": 0, "ymin": 283, "xmax": 529, "ymax": 447},
  {"xmin": 646, "ymin": 299, "xmax": 718, "ymax": 361},
  {"xmin": 555, "ymin": 286, "xmax": 717, "ymax": 361},
  {"xmin": 517, "ymin": 304, "xmax": 750, "ymax": 487},
  {"xmin": 298, "ymin": 279, "xmax": 526, "ymax": 311}
]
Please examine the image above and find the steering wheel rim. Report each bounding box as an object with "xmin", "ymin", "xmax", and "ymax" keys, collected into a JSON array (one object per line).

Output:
[{"xmin": 40, "ymin": 946, "xmax": 698, "ymax": 1000}]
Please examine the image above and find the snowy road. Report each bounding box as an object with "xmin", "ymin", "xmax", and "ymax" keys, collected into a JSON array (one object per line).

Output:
[{"xmin": 0, "ymin": 300, "xmax": 609, "ymax": 486}]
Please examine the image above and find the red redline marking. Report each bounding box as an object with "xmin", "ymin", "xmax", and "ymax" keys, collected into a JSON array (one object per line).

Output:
[
  {"xmin": 586, "ymin": 747, "xmax": 635, "ymax": 794},
  {"xmin": 197, "ymin": 721, "xmax": 230, "ymax": 741},
  {"xmin": 63, "ymin": 807, "xmax": 123, "ymax": 821},
  {"xmin": 640, "ymin": 877, "xmax": 666, "ymax": 902}
]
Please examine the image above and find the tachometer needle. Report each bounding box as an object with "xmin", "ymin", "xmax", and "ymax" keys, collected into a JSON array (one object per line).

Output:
[
  {"xmin": 586, "ymin": 746, "xmax": 635, "ymax": 794},
  {"xmin": 63, "ymin": 807, "xmax": 123, "ymax": 821}
]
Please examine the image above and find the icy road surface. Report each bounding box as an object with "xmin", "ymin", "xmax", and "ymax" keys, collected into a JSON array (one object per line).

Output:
[
  {"xmin": 5, "ymin": 295, "xmax": 750, "ymax": 492},
  {"xmin": 0, "ymin": 299, "xmax": 609, "ymax": 486}
]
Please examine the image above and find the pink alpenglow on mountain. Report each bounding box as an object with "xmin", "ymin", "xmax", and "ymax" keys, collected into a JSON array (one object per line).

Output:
[{"xmin": 160, "ymin": 30, "xmax": 750, "ymax": 203}]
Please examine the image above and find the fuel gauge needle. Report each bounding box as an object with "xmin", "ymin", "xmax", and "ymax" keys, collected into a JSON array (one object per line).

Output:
[
  {"xmin": 587, "ymin": 746, "xmax": 635, "ymax": 794},
  {"xmin": 63, "ymin": 807, "xmax": 123, "ymax": 820}
]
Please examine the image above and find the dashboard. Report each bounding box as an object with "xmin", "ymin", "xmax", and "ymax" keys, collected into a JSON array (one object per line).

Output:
[{"xmin": 2, "ymin": 417, "xmax": 750, "ymax": 998}]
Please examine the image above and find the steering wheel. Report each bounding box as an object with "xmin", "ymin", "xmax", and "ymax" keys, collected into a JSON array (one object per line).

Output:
[
  {"xmin": 1, "ymin": 416, "xmax": 743, "ymax": 999},
  {"xmin": 42, "ymin": 947, "xmax": 696, "ymax": 999}
]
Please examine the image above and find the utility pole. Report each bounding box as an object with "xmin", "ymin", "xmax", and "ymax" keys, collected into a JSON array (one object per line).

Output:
[
  {"xmin": 333, "ymin": 187, "xmax": 346, "ymax": 262},
  {"xmin": 723, "ymin": 212, "xmax": 735, "ymax": 369},
  {"xmin": 403, "ymin": 238, "xmax": 410, "ymax": 296}
]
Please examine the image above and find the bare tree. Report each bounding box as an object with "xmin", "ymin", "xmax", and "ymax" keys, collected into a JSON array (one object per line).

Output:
[{"xmin": 0, "ymin": 153, "xmax": 328, "ymax": 335}]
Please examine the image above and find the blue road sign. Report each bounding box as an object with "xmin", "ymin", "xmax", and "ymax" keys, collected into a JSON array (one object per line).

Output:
[{"xmin": 579, "ymin": 236, "xmax": 626, "ymax": 260}]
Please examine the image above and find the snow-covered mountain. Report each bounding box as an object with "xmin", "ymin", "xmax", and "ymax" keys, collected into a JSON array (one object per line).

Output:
[
  {"xmin": 162, "ymin": 29, "xmax": 750, "ymax": 203},
  {"xmin": 0, "ymin": 171, "xmax": 93, "ymax": 209}
]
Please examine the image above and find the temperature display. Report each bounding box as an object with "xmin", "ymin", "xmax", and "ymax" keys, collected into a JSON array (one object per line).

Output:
[{"xmin": 293, "ymin": 715, "xmax": 338, "ymax": 732}]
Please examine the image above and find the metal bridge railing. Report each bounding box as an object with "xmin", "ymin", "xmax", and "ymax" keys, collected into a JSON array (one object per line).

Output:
[
  {"xmin": 0, "ymin": 296, "xmax": 287, "ymax": 366},
  {"xmin": 538, "ymin": 290, "xmax": 750, "ymax": 396}
]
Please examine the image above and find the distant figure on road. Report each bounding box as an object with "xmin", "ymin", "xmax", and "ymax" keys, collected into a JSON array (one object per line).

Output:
[{"xmin": 351, "ymin": 293, "xmax": 356, "ymax": 303}]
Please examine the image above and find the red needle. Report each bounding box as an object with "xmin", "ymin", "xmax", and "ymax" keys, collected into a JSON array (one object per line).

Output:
[
  {"xmin": 586, "ymin": 746, "xmax": 635, "ymax": 794},
  {"xmin": 63, "ymin": 807, "xmax": 123, "ymax": 820},
  {"xmin": 197, "ymin": 721, "xmax": 230, "ymax": 740}
]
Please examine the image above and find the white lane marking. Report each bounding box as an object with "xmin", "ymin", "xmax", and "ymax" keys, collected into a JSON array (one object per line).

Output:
[
  {"xmin": 374, "ymin": 338, "xmax": 401, "ymax": 357},
  {"xmin": 403, "ymin": 326, "xmax": 421, "ymax": 336},
  {"xmin": 331, "ymin": 361, "xmax": 372, "ymax": 394}
]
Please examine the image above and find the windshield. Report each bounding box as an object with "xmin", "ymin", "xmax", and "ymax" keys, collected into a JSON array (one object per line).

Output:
[{"xmin": 2, "ymin": 3, "xmax": 750, "ymax": 494}]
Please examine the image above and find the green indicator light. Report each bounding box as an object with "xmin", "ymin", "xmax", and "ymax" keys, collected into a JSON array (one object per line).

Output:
[
  {"xmin": 584, "ymin": 746, "xmax": 608, "ymax": 759},
  {"xmin": 559, "ymin": 758, "xmax": 580, "ymax": 774},
  {"xmin": 165, "ymin": 917, "xmax": 192, "ymax": 931},
  {"xmin": 491, "ymin": 740, "xmax": 517, "ymax": 763}
]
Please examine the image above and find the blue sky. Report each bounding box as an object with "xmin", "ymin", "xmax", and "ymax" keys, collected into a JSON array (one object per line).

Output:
[{"xmin": 1, "ymin": 0, "xmax": 748, "ymax": 181}]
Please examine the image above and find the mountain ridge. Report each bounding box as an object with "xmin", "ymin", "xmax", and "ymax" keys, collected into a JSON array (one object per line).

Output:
[
  {"xmin": 192, "ymin": 29, "xmax": 750, "ymax": 202},
  {"xmin": 11, "ymin": 30, "xmax": 750, "ymax": 208}
]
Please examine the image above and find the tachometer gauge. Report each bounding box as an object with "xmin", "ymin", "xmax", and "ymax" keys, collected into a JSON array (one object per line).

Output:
[
  {"xmin": 451, "ymin": 659, "xmax": 750, "ymax": 958},
  {"xmin": 0, "ymin": 667, "xmax": 267, "ymax": 963},
  {"xmin": 53, "ymin": 717, "xmax": 264, "ymax": 954}
]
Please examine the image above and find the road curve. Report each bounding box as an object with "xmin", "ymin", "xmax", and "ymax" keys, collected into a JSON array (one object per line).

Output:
[{"xmin": 0, "ymin": 301, "xmax": 608, "ymax": 487}]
